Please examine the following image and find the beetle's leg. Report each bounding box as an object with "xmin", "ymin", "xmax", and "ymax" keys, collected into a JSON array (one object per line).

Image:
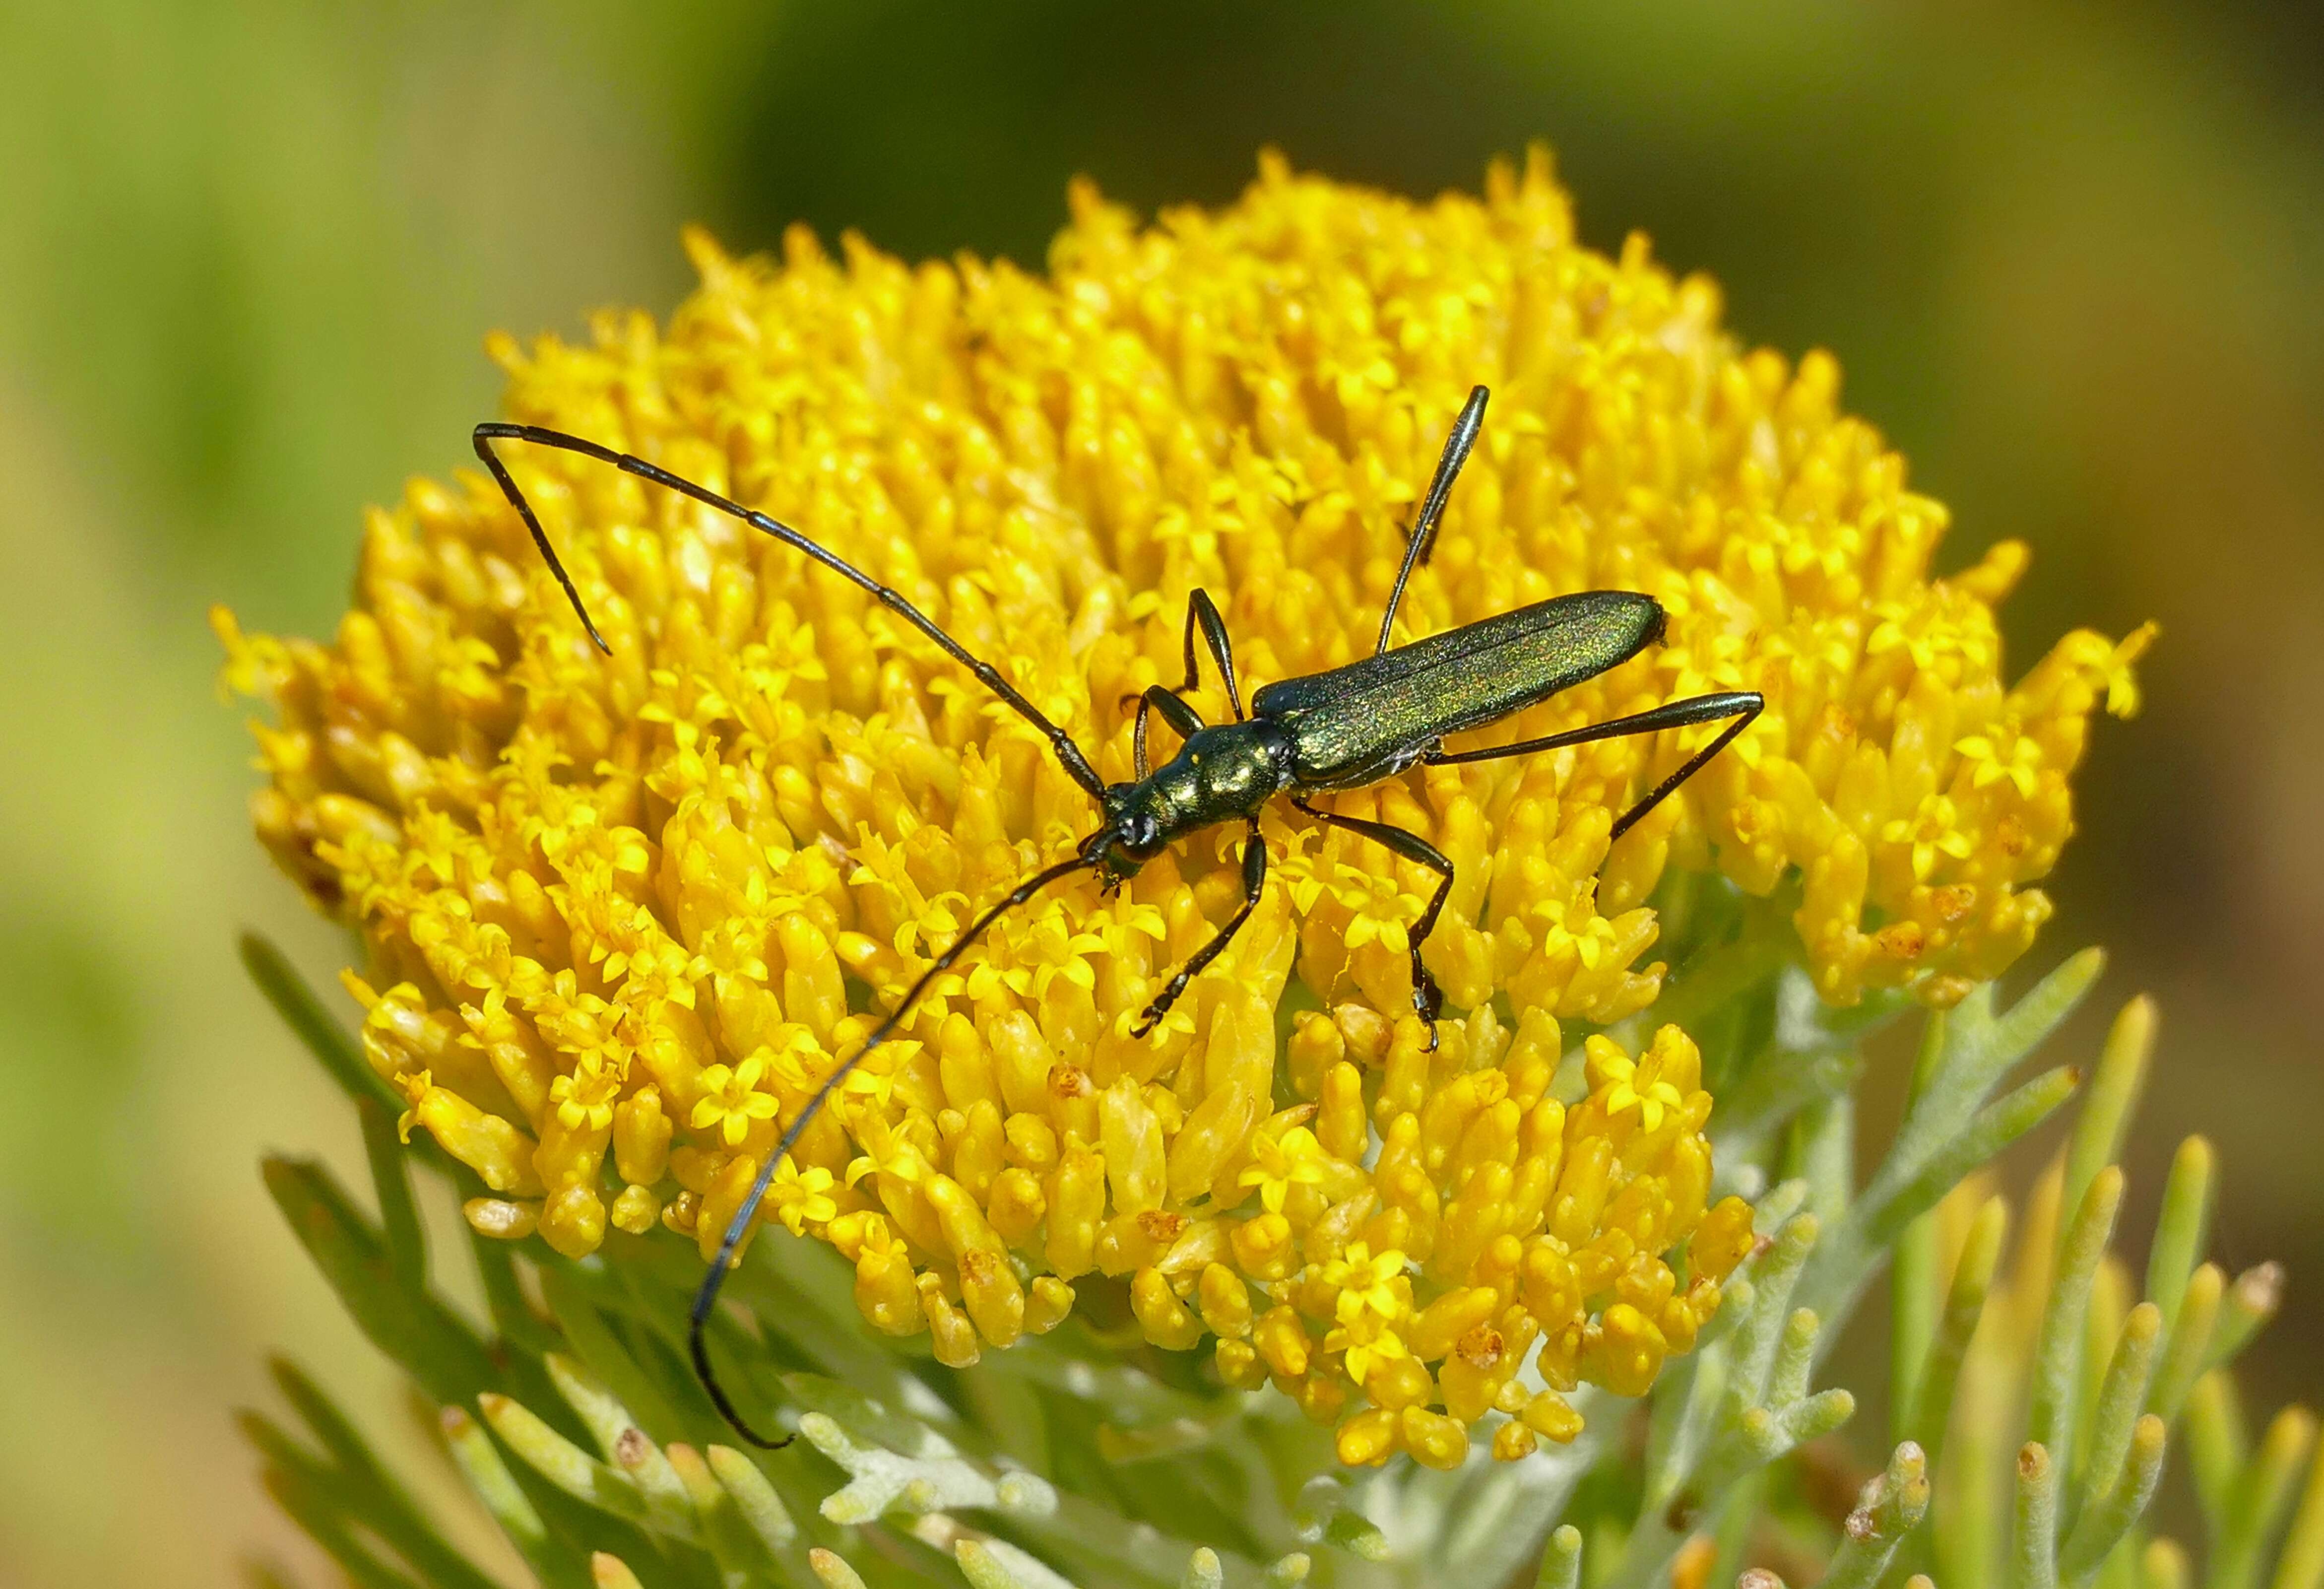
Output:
[
  {"xmin": 1375, "ymin": 387, "xmax": 1488, "ymax": 655},
  {"xmin": 1427, "ymin": 690, "xmax": 1764, "ymax": 839},
  {"xmin": 1290, "ymin": 795, "xmax": 1453, "ymax": 1050},
  {"xmin": 1124, "ymin": 590, "xmax": 1242, "ymax": 775},
  {"xmin": 1125, "ymin": 685, "xmax": 1207, "ymax": 779},
  {"xmin": 1178, "ymin": 588, "xmax": 1246, "ymax": 720},
  {"xmin": 1130, "ymin": 816, "xmax": 1267, "ymax": 1038}
]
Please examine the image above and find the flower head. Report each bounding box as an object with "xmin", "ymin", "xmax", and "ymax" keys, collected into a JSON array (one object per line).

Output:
[{"xmin": 220, "ymin": 148, "xmax": 2142, "ymax": 1465}]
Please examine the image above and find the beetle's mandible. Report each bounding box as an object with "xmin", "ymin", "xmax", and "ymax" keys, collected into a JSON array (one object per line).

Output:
[{"xmin": 473, "ymin": 384, "xmax": 1763, "ymax": 1447}]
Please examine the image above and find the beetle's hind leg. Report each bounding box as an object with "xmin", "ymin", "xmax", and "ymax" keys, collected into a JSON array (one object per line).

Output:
[
  {"xmin": 1130, "ymin": 816, "xmax": 1267, "ymax": 1038},
  {"xmin": 1425, "ymin": 690, "xmax": 1763, "ymax": 840},
  {"xmin": 1290, "ymin": 796, "xmax": 1454, "ymax": 1051}
]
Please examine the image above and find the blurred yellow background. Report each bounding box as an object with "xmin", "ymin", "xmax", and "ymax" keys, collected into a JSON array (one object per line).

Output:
[{"xmin": 3, "ymin": 3, "xmax": 2320, "ymax": 1583}]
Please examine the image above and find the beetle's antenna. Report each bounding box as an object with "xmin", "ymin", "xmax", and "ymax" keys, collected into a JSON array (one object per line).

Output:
[
  {"xmin": 473, "ymin": 424, "xmax": 1110, "ymax": 802},
  {"xmin": 687, "ymin": 848, "xmax": 1100, "ymax": 1448},
  {"xmin": 1376, "ymin": 385, "xmax": 1489, "ymax": 656}
]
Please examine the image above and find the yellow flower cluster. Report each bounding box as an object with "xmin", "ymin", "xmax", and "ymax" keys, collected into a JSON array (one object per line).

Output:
[{"xmin": 217, "ymin": 148, "xmax": 2140, "ymax": 1464}]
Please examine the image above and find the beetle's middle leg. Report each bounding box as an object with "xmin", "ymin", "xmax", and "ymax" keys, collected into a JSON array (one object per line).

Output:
[
  {"xmin": 1289, "ymin": 795, "xmax": 1453, "ymax": 1050},
  {"xmin": 1131, "ymin": 816, "xmax": 1268, "ymax": 1038}
]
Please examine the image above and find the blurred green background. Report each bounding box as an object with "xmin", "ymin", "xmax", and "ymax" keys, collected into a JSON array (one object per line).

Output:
[{"xmin": 4, "ymin": 2, "xmax": 2322, "ymax": 1583}]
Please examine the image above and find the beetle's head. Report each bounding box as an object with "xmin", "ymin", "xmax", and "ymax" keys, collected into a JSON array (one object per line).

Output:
[{"xmin": 1084, "ymin": 784, "xmax": 1170, "ymax": 887}]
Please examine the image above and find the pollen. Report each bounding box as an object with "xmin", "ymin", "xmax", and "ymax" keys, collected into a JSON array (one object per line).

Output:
[{"xmin": 220, "ymin": 147, "xmax": 2140, "ymax": 1464}]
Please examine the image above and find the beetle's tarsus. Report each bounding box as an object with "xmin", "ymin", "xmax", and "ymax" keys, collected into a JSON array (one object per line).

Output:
[{"xmin": 1413, "ymin": 972, "xmax": 1445, "ymax": 1051}]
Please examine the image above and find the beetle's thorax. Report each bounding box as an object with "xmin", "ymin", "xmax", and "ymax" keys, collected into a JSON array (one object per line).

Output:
[{"xmin": 1088, "ymin": 719, "xmax": 1294, "ymax": 883}]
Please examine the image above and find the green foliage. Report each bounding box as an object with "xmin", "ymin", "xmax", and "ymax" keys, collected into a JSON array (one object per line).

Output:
[{"xmin": 243, "ymin": 890, "xmax": 2312, "ymax": 1589}]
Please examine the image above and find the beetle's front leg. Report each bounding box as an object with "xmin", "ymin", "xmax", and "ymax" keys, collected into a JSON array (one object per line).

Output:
[
  {"xmin": 1291, "ymin": 796, "xmax": 1454, "ymax": 1049},
  {"xmin": 1131, "ymin": 817, "xmax": 1266, "ymax": 1039},
  {"xmin": 1176, "ymin": 588, "xmax": 1246, "ymax": 720},
  {"xmin": 1120, "ymin": 685, "xmax": 1206, "ymax": 779}
]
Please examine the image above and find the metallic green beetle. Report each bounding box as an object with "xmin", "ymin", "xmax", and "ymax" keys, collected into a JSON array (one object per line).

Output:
[{"xmin": 475, "ymin": 384, "xmax": 1762, "ymax": 1447}]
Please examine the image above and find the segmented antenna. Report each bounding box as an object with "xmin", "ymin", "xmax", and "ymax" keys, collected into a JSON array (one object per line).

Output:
[
  {"xmin": 471, "ymin": 425, "xmax": 1120, "ymax": 1444},
  {"xmin": 688, "ymin": 850, "xmax": 1099, "ymax": 1446},
  {"xmin": 472, "ymin": 424, "xmax": 1109, "ymax": 801},
  {"xmin": 1376, "ymin": 385, "xmax": 1488, "ymax": 655}
]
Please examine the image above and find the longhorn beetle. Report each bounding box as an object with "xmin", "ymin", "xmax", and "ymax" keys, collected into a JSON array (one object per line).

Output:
[{"xmin": 474, "ymin": 385, "xmax": 1763, "ymax": 1446}]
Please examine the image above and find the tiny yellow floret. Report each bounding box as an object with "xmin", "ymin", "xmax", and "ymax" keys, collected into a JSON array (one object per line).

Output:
[
  {"xmin": 768, "ymin": 1157, "xmax": 839, "ymax": 1235},
  {"xmin": 690, "ymin": 1054, "xmax": 782, "ymax": 1148},
  {"xmin": 1239, "ymin": 1125, "xmax": 1330, "ymax": 1214}
]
